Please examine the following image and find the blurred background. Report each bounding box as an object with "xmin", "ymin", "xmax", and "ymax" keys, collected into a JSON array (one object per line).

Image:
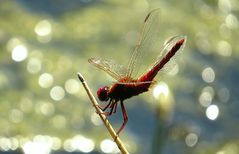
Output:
[{"xmin": 0, "ymin": 0, "xmax": 239, "ymax": 154}]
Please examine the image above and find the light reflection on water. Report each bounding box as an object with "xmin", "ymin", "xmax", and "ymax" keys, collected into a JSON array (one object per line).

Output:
[
  {"xmin": 7, "ymin": 38, "xmax": 22, "ymax": 52},
  {"xmin": 65, "ymin": 78, "xmax": 80, "ymax": 94},
  {"xmin": 35, "ymin": 20, "xmax": 52, "ymax": 43},
  {"xmin": 0, "ymin": 136, "xmax": 60, "ymax": 153},
  {"xmin": 0, "ymin": 137, "xmax": 18, "ymax": 151},
  {"xmin": 27, "ymin": 58, "xmax": 42, "ymax": 74},
  {"xmin": 38, "ymin": 73, "xmax": 54, "ymax": 88},
  {"xmin": 199, "ymin": 86, "xmax": 214, "ymax": 107},
  {"xmin": 11, "ymin": 44, "xmax": 28, "ymax": 62},
  {"xmin": 100, "ymin": 139, "xmax": 119, "ymax": 153},
  {"xmin": 63, "ymin": 135, "xmax": 95, "ymax": 153},
  {"xmin": 201, "ymin": 67, "xmax": 215, "ymax": 83},
  {"xmin": 217, "ymin": 40, "xmax": 232, "ymax": 57},
  {"xmin": 38, "ymin": 101, "xmax": 55, "ymax": 116},
  {"xmin": 225, "ymin": 14, "xmax": 239, "ymax": 30},
  {"xmin": 153, "ymin": 82, "xmax": 169, "ymax": 99},
  {"xmin": 206, "ymin": 104, "xmax": 219, "ymax": 120},
  {"xmin": 185, "ymin": 133, "xmax": 198, "ymax": 147},
  {"xmin": 50, "ymin": 86, "xmax": 65, "ymax": 101},
  {"xmin": 218, "ymin": 0, "xmax": 231, "ymax": 13}
]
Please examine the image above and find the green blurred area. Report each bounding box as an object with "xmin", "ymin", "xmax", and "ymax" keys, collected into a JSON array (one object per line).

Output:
[{"xmin": 0, "ymin": 0, "xmax": 239, "ymax": 154}]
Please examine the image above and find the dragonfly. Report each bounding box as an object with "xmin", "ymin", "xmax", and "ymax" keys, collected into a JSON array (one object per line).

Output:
[{"xmin": 88, "ymin": 8, "xmax": 187, "ymax": 136}]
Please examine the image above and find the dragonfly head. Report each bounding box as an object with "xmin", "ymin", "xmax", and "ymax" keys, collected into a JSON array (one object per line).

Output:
[{"xmin": 97, "ymin": 86, "xmax": 109, "ymax": 101}]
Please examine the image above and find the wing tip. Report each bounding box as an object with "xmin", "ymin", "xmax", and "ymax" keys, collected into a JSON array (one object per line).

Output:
[
  {"xmin": 88, "ymin": 57, "xmax": 96, "ymax": 64},
  {"xmin": 164, "ymin": 35, "xmax": 187, "ymax": 47},
  {"xmin": 144, "ymin": 8, "xmax": 160, "ymax": 22}
]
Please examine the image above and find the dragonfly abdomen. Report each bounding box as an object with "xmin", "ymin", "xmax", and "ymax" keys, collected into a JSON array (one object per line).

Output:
[{"xmin": 138, "ymin": 38, "xmax": 185, "ymax": 82}]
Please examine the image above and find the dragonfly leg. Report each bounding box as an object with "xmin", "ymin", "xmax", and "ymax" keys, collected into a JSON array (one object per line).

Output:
[
  {"xmin": 108, "ymin": 104, "xmax": 115, "ymax": 115},
  {"xmin": 109, "ymin": 100, "xmax": 118, "ymax": 115},
  {"xmin": 99, "ymin": 102, "xmax": 115, "ymax": 116},
  {"xmin": 113, "ymin": 101, "xmax": 118, "ymax": 114},
  {"xmin": 116, "ymin": 101, "xmax": 128, "ymax": 136},
  {"xmin": 96, "ymin": 99, "xmax": 112, "ymax": 116},
  {"xmin": 98, "ymin": 99, "xmax": 112, "ymax": 111}
]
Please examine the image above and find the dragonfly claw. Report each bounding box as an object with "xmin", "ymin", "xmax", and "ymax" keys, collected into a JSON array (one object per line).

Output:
[
  {"xmin": 114, "ymin": 134, "xmax": 119, "ymax": 142},
  {"xmin": 95, "ymin": 109, "xmax": 110, "ymax": 116}
]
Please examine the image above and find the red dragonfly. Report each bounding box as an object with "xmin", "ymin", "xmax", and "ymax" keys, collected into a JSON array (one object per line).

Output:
[{"xmin": 89, "ymin": 9, "xmax": 186, "ymax": 135}]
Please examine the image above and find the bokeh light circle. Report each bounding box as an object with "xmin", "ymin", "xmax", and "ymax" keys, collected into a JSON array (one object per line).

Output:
[{"xmin": 50, "ymin": 86, "xmax": 65, "ymax": 101}]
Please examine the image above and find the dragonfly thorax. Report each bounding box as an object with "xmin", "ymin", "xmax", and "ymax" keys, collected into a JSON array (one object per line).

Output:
[{"xmin": 97, "ymin": 86, "xmax": 109, "ymax": 101}]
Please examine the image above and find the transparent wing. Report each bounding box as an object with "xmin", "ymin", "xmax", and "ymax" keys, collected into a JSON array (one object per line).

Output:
[
  {"xmin": 126, "ymin": 8, "xmax": 161, "ymax": 78},
  {"xmin": 151, "ymin": 35, "xmax": 187, "ymax": 78},
  {"xmin": 153, "ymin": 35, "xmax": 187, "ymax": 69},
  {"xmin": 112, "ymin": 81, "xmax": 154, "ymax": 85},
  {"xmin": 88, "ymin": 58, "xmax": 128, "ymax": 81}
]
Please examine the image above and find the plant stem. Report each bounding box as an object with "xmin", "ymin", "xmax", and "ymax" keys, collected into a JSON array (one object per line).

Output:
[{"xmin": 77, "ymin": 73, "xmax": 129, "ymax": 154}]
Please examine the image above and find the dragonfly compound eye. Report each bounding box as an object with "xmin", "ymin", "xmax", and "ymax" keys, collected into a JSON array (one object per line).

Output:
[{"xmin": 97, "ymin": 86, "xmax": 109, "ymax": 101}]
